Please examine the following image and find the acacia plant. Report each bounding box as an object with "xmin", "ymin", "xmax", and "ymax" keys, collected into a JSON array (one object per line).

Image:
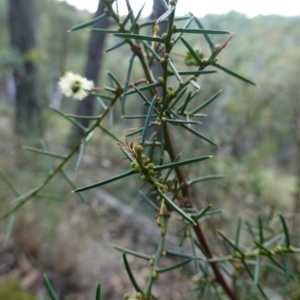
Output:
[{"xmin": 2, "ymin": 0, "xmax": 300, "ymax": 299}]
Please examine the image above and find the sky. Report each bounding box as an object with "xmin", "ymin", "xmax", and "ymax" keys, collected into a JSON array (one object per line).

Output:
[{"xmin": 61, "ymin": 0, "xmax": 300, "ymax": 18}]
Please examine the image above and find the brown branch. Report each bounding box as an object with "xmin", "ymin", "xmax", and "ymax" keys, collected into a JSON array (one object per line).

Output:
[
  {"xmin": 193, "ymin": 222, "xmax": 238, "ymax": 300},
  {"xmin": 129, "ymin": 78, "xmax": 148, "ymax": 87},
  {"xmin": 163, "ymin": 124, "xmax": 238, "ymax": 300},
  {"xmin": 121, "ymin": 7, "xmax": 238, "ymax": 299},
  {"xmin": 125, "ymin": 0, "xmax": 133, "ymax": 14}
]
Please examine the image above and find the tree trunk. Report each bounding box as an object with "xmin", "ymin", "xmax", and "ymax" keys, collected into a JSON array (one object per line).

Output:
[
  {"xmin": 8, "ymin": 0, "xmax": 41, "ymax": 136},
  {"xmin": 69, "ymin": 0, "xmax": 109, "ymax": 144},
  {"xmin": 141, "ymin": 0, "xmax": 169, "ymax": 139},
  {"xmin": 151, "ymin": 0, "xmax": 169, "ymax": 89}
]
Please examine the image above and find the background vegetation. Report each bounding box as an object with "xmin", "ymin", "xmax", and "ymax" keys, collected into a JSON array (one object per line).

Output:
[{"xmin": 0, "ymin": 0, "xmax": 300, "ymax": 299}]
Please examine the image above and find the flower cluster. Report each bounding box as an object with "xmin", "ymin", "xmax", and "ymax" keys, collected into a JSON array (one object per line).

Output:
[{"xmin": 58, "ymin": 72, "xmax": 94, "ymax": 100}]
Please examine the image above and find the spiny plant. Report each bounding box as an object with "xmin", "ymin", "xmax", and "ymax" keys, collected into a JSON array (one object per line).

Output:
[{"xmin": 2, "ymin": 0, "xmax": 300, "ymax": 299}]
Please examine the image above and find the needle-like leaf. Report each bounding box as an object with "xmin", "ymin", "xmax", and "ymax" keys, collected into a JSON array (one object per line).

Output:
[
  {"xmin": 68, "ymin": 13, "xmax": 110, "ymax": 32},
  {"xmin": 44, "ymin": 274, "xmax": 60, "ymax": 300}
]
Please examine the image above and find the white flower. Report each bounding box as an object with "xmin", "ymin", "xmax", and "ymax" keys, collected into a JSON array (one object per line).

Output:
[{"xmin": 58, "ymin": 72, "xmax": 94, "ymax": 100}]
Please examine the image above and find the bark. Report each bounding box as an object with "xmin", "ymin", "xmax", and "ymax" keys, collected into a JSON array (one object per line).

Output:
[
  {"xmin": 151, "ymin": 0, "xmax": 169, "ymax": 89},
  {"xmin": 141, "ymin": 0, "xmax": 169, "ymax": 138},
  {"xmin": 69, "ymin": 0, "xmax": 109, "ymax": 143},
  {"xmin": 8, "ymin": 0, "xmax": 41, "ymax": 136}
]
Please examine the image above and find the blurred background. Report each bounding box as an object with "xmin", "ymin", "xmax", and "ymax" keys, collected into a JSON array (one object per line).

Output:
[{"xmin": 0, "ymin": 0, "xmax": 300, "ymax": 299}]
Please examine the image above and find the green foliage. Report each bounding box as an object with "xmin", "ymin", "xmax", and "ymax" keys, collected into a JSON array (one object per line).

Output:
[{"xmin": 1, "ymin": 1, "xmax": 300, "ymax": 300}]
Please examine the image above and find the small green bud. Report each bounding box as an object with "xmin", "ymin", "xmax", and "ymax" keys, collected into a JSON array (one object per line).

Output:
[
  {"xmin": 136, "ymin": 292, "xmax": 143, "ymax": 299},
  {"xmin": 157, "ymin": 77, "xmax": 164, "ymax": 84},
  {"xmin": 130, "ymin": 162, "xmax": 137, "ymax": 169},
  {"xmin": 149, "ymin": 258, "xmax": 154, "ymax": 266},
  {"xmin": 148, "ymin": 169, "xmax": 155, "ymax": 175},
  {"xmin": 123, "ymin": 294, "xmax": 130, "ymax": 299},
  {"xmin": 164, "ymin": 53, "xmax": 169, "ymax": 59},
  {"xmin": 134, "ymin": 145, "xmax": 143, "ymax": 153},
  {"xmin": 161, "ymin": 33, "xmax": 168, "ymax": 40},
  {"xmin": 170, "ymin": 0, "xmax": 176, "ymax": 6},
  {"xmin": 214, "ymin": 44, "xmax": 222, "ymax": 51},
  {"xmin": 169, "ymin": 92, "xmax": 176, "ymax": 98},
  {"xmin": 159, "ymin": 57, "xmax": 165, "ymax": 64},
  {"xmin": 161, "ymin": 249, "xmax": 167, "ymax": 256},
  {"xmin": 147, "ymin": 163, "xmax": 154, "ymax": 169},
  {"xmin": 170, "ymin": 40, "xmax": 175, "ymax": 47},
  {"xmin": 152, "ymin": 270, "xmax": 159, "ymax": 279},
  {"xmin": 161, "ymin": 228, "xmax": 166, "ymax": 235},
  {"xmin": 141, "ymin": 175, "xmax": 146, "ymax": 181},
  {"xmin": 134, "ymin": 165, "xmax": 141, "ymax": 172}
]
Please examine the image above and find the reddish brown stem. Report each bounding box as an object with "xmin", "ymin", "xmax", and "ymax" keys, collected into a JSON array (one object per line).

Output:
[
  {"xmin": 132, "ymin": 20, "xmax": 238, "ymax": 300},
  {"xmin": 163, "ymin": 124, "xmax": 238, "ymax": 300},
  {"xmin": 193, "ymin": 221, "xmax": 238, "ymax": 300}
]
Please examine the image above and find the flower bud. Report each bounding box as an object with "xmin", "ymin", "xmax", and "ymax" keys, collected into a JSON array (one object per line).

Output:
[
  {"xmin": 130, "ymin": 162, "xmax": 137, "ymax": 169},
  {"xmin": 147, "ymin": 163, "xmax": 154, "ymax": 169},
  {"xmin": 134, "ymin": 145, "xmax": 143, "ymax": 153},
  {"xmin": 160, "ymin": 57, "xmax": 165, "ymax": 64},
  {"xmin": 161, "ymin": 33, "xmax": 168, "ymax": 40},
  {"xmin": 157, "ymin": 77, "xmax": 164, "ymax": 84},
  {"xmin": 152, "ymin": 270, "xmax": 159, "ymax": 279},
  {"xmin": 134, "ymin": 165, "xmax": 141, "ymax": 172},
  {"xmin": 148, "ymin": 169, "xmax": 155, "ymax": 175}
]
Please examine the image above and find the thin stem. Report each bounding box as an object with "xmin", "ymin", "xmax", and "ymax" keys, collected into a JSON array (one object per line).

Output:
[
  {"xmin": 0, "ymin": 92, "xmax": 120, "ymax": 220},
  {"xmin": 103, "ymin": 2, "xmax": 238, "ymax": 299}
]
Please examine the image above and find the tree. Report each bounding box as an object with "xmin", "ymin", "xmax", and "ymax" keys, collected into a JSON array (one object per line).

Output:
[
  {"xmin": 151, "ymin": 0, "xmax": 169, "ymax": 83},
  {"xmin": 8, "ymin": 0, "xmax": 41, "ymax": 136},
  {"xmin": 70, "ymin": 0, "xmax": 109, "ymax": 143},
  {"xmin": 141, "ymin": 0, "xmax": 169, "ymax": 137}
]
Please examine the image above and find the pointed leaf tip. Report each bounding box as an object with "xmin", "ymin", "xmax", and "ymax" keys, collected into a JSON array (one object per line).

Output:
[{"xmin": 95, "ymin": 282, "xmax": 101, "ymax": 300}]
